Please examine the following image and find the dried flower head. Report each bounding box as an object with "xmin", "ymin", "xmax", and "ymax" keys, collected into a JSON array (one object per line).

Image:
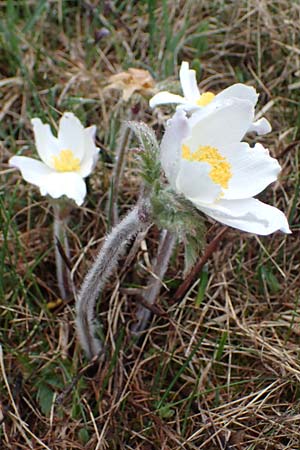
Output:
[{"xmin": 106, "ymin": 68, "xmax": 155, "ymax": 101}]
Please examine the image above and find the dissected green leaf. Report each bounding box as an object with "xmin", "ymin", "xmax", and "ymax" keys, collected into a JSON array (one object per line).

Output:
[
  {"xmin": 129, "ymin": 122, "xmax": 206, "ymax": 270},
  {"xmin": 183, "ymin": 233, "xmax": 204, "ymax": 276},
  {"xmin": 151, "ymin": 187, "xmax": 206, "ymax": 269},
  {"xmin": 128, "ymin": 120, "xmax": 161, "ymax": 185}
]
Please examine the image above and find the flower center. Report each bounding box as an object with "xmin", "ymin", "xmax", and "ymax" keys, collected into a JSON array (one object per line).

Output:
[
  {"xmin": 52, "ymin": 149, "xmax": 80, "ymax": 172},
  {"xmin": 182, "ymin": 144, "xmax": 232, "ymax": 189},
  {"xmin": 196, "ymin": 92, "xmax": 215, "ymax": 106}
]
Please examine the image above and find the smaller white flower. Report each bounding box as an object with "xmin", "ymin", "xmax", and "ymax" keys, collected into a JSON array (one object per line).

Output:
[
  {"xmin": 150, "ymin": 61, "xmax": 271, "ymax": 136},
  {"xmin": 10, "ymin": 112, "xmax": 99, "ymax": 206},
  {"xmin": 160, "ymin": 101, "xmax": 290, "ymax": 235}
]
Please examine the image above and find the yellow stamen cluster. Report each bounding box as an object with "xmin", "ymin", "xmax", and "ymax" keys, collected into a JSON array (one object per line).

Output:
[
  {"xmin": 196, "ymin": 92, "xmax": 215, "ymax": 106},
  {"xmin": 52, "ymin": 149, "xmax": 80, "ymax": 172},
  {"xmin": 182, "ymin": 144, "xmax": 232, "ymax": 189}
]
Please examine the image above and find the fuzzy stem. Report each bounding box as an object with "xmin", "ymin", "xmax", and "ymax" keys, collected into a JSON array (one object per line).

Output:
[
  {"xmin": 76, "ymin": 204, "xmax": 150, "ymax": 359},
  {"xmin": 53, "ymin": 203, "xmax": 72, "ymax": 301},
  {"xmin": 108, "ymin": 123, "xmax": 132, "ymax": 227},
  {"xmin": 132, "ymin": 229, "xmax": 176, "ymax": 334}
]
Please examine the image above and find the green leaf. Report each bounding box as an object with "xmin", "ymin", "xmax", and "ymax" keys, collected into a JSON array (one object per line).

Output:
[
  {"xmin": 195, "ymin": 265, "xmax": 209, "ymax": 307},
  {"xmin": 214, "ymin": 331, "xmax": 228, "ymax": 362},
  {"xmin": 187, "ymin": 21, "xmax": 209, "ymax": 58},
  {"xmin": 258, "ymin": 265, "xmax": 281, "ymax": 294},
  {"xmin": 158, "ymin": 403, "xmax": 175, "ymax": 418},
  {"xmin": 36, "ymin": 382, "xmax": 54, "ymax": 415},
  {"xmin": 78, "ymin": 428, "xmax": 90, "ymax": 445},
  {"xmin": 22, "ymin": 0, "xmax": 48, "ymax": 33}
]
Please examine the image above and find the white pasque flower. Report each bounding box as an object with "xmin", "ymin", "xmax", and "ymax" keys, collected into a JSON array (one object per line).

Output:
[
  {"xmin": 150, "ymin": 61, "xmax": 271, "ymax": 136},
  {"xmin": 160, "ymin": 100, "xmax": 291, "ymax": 235},
  {"xmin": 10, "ymin": 112, "xmax": 99, "ymax": 206}
]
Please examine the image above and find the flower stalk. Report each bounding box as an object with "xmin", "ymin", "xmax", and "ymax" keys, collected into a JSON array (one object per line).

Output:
[
  {"xmin": 53, "ymin": 202, "xmax": 73, "ymax": 301},
  {"xmin": 76, "ymin": 202, "xmax": 151, "ymax": 360},
  {"xmin": 108, "ymin": 122, "xmax": 132, "ymax": 227},
  {"xmin": 132, "ymin": 229, "xmax": 176, "ymax": 334}
]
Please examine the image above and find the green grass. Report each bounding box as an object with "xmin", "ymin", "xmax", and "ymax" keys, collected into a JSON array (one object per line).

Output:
[{"xmin": 1, "ymin": 0, "xmax": 300, "ymax": 449}]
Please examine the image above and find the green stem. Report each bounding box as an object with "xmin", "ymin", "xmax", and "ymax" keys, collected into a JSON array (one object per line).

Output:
[
  {"xmin": 108, "ymin": 123, "xmax": 132, "ymax": 227},
  {"xmin": 53, "ymin": 202, "xmax": 72, "ymax": 301},
  {"xmin": 76, "ymin": 202, "xmax": 151, "ymax": 359},
  {"xmin": 132, "ymin": 229, "xmax": 176, "ymax": 334}
]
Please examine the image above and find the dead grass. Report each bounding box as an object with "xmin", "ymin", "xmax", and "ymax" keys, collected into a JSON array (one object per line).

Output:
[{"xmin": 0, "ymin": 0, "xmax": 300, "ymax": 449}]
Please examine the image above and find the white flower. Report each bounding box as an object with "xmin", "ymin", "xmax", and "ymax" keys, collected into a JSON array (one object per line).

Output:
[
  {"xmin": 150, "ymin": 61, "xmax": 271, "ymax": 136},
  {"xmin": 160, "ymin": 101, "xmax": 291, "ymax": 235},
  {"xmin": 9, "ymin": 112, "xmax": 99, "ymax": 206}
]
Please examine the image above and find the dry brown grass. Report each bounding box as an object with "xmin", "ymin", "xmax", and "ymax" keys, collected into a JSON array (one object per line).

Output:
[{"xmin": 1, "ymin": 1, "xmax": 300, "ymax": 449}]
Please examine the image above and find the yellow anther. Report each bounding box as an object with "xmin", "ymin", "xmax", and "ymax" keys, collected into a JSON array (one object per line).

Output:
[
  {"xmin": 196, "ymin": 92, "xmax": 215, "ymax": 106},
  {"xmin": 52, "ymin": 149, "xmax": 80, "ymax": 172},
  {"xmin": 181, "ymin": 144, "xmax": 232, "ymax": 189},
  {"xmin": 181, "ymin": 144, "xmax": 192, "ymax": 160}
]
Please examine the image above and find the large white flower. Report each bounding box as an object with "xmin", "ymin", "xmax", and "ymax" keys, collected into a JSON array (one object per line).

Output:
[
  {"xmin": 160, "ymin": 101, "xmax": 290, "ymax": 235},
  {"xmin": 150, "ymin": 61, "xmax": 271, "ymax": 136},
  {"xmin": 9, "ymin": 112, "xmax": 99, "ymax": 206}
]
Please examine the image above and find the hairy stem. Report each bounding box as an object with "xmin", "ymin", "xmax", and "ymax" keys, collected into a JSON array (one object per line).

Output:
[
  {"xmin": 108, "ymin": 123, "xmax": 132, "ymax": 227},
  {"xmin": 53, "ymin": 203, "xmax": 72, "ymax": 301},
  {"xmin": 76, "ymin": 204, "xmax": 150, "ymax": 359},
  {"xmin": 132, "ymin": 229, "xmax": 176, "ymax": 334}
]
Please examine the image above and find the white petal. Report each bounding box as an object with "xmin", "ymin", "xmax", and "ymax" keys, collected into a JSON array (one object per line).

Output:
[
  {"xmin": 39, "ymin": 171, "xmax": 87, "ymax": 205},
  {"xmin": 179, "ymin": 61, "xmax": 200, "ymax": 101},
  {"xmin": 215, "ymin": 83, "xmax": 258, "ymax": 106},
  {"xmin": 10, "ymin": 155, "xmax": 86, "ymax": 205},
  {"xmin": 31, "ymin": 118, "xmax": 60, "ymax": 168},
  {"xmin": 149, "ymin": 91, "xmax": 186, "ymax": 108},
  {"xmin": 197, "ymin": 198, "xmax": 291, "ymax": 235},
  {"xmin": 79, "ymin": 125, "xmax": 100, "ymax": 177},
  {"xmin": 220, "ymin": 142, "xmax": 281, "ymax": 200},
  {"xmin": 160, "ymin": 109, "xmax": 191, "ymax": 185},
  {"xmin": 176, "ymin": 103, "xmax": 202, "ymax": 113},
  {"xmin": 186, "ymin": 99, "xmax": 254, "ymax": 149},
  {"xmin": 247, "ymin": 117, "xmax": 272, "ymax": 135},
  {"xmin": 58, "ymin": 112, "xmax": 85, "ymax": 160},
  {"xmin": 9, "ymin": 155, "xmax": 53, "ymax": 186},
  {"xmin": 176, "ymin": 159, "xmax": 221, "ymax": 204}
]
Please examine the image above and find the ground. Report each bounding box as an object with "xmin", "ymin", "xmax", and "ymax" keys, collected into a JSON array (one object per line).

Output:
[{"xmin": 1, "ymin": 1, "xmax": 300, "ymax": 449}]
